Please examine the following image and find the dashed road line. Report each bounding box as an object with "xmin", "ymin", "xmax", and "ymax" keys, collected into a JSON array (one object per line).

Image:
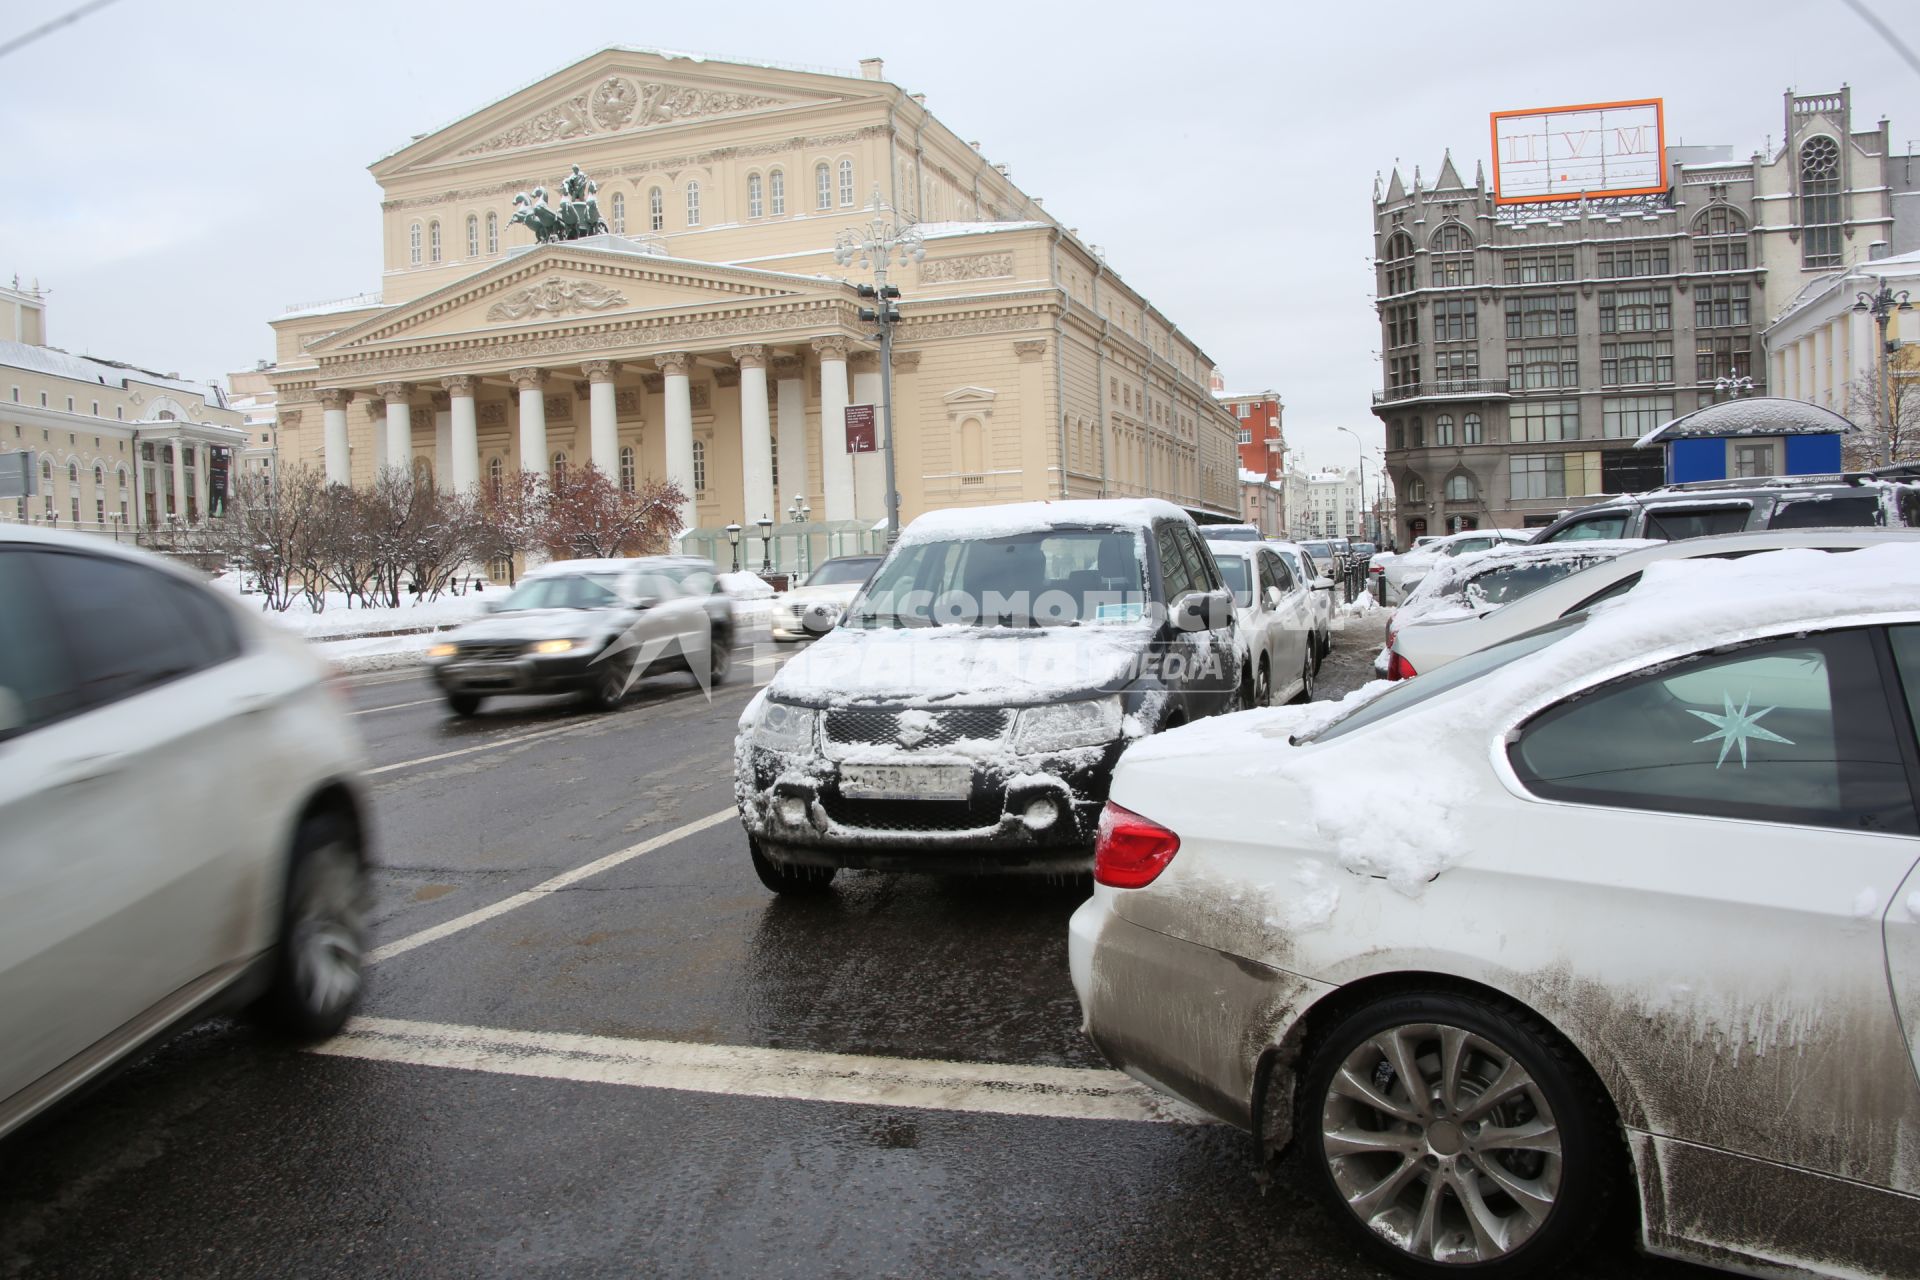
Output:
[
  {"xmin": 366, "ymin": 720, "xmax": 593, "ymax": 775},
  {"xmin": 312, "ymin": 1017, "xmax": 1213, "ymax": 1125},
  {"xmin": 367, "ymin": 807, "xmax": 736, "ymax": 962},
  {"xmin": 350, "ymin": 697, "xmax": 442, "ymax": 716}
]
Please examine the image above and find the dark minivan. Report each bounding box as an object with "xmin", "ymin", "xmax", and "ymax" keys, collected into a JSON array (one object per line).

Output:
[{"xmin": 1530, "ymin": 467, "xmax": 1920, "ymax": 544}]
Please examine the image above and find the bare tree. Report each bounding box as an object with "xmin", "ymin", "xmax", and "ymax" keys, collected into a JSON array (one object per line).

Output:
[
  {"xmin": 541, "ymin": 465, "xmax": 683, "ymax": 559},
  {"xmin": 1843, "ymin": 351, "xmax": 1920, "ymax": 468},
  {"xmin": 219, "ymin": 468, "xmax": 315, "ymax": 611},
  {"xmin": 473, "ymin": 469, "xmax": 549, "ymax": 586}
]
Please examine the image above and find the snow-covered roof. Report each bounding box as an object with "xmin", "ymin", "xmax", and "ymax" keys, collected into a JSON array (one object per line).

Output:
[
  {"xmin": 280, "ymin": 293, "xmax": 386, "ymax": 320},
  {"xmin": 897, "ymin": 498, "xmax": 1188, "ymax": 547},
  {"xmin": 0, "ymin": 339, "xmax": 223, "ymax": 403},
  {"xmin": 915, "ymin": 220, "xmax": 1048, "ymax": 240},
  {"xmin": 1395, "ymin": 539, "xmax": 1660, "ymax": 627},
  {"xmin": 1635, "ymin": 396, "xmax": 1856, "ymax": 448}
]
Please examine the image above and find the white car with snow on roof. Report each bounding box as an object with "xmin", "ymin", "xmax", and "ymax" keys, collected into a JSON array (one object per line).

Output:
[
  {"xmin": 1204, "ymin": 538, "xmax": 1317, "ymax": 706},
  {"xmin": 1070, "ymin": 543, "xmax": 1920, "ymax": 1279},
  {"xmin": 735, "ymin": 500, "xmax": 1238, "ymax": 893}
]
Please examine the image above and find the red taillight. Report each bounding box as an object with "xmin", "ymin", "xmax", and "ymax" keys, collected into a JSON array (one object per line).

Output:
[
  {"xmin": 1094, "ymin": 802, "xmax": 1181, "ymax": 889},
  {"xmin": 1386, "ymin": 651, "xmax": 1418, "ymax": 681}
]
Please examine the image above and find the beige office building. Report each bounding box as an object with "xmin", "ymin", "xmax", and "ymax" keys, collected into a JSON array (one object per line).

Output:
[{"xmin": 267, "ymin": 48, "xmax": 1239, "ymax": 563}]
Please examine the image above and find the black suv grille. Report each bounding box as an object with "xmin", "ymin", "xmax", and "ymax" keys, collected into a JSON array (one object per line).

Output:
[
  {"xmin": 457, "ymin": 642, "xmax": 524, "ymax": 661},
  {"xmin": 823, "ymin": 707, "xmax": 1010, "ymax": 749},
  {"xmin": 819, "ymin": 795, "xmax": 997, "ymax": 833}
]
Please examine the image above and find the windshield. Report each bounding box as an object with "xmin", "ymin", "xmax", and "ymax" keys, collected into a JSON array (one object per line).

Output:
[
  {"xmin": 806, "ymin": 557, "xmax": 881, "ymax": 587},
  {"xmin": 1214, "ymin": 554, "xmax": 1252, "ymax": 606},
  {"xmin": 1301, "ymin": 541, "xmax": 1333, "ymax": 558},
  {"xmin": 1438, "ymin": 556, "xmax": 1611, "ymax": 611},
  {"xmin": 1206, "ymin": 527, "xmax": 1261, "ymax": 541},
  {"xmin": 1305, "ymin": 613, "xmax": 1588, "ymax": 744},
  {"xmin": 500, "ymin": 573, "xmax": 624, "ymax": 611},
  {"xmin": 846, "ymin": 527, "xmax": 1146, "ymax": 628}
]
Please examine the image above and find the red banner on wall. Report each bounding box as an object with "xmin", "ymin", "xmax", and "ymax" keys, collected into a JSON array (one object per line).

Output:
[{"xmin": 844, "ymin": 404, "xmax": 876, "ymax": 453}]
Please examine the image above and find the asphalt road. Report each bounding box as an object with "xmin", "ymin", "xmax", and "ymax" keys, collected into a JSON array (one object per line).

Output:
[{"xmin": 0, "ymin": 611, "xmax": 1714, "ymax": 1280}]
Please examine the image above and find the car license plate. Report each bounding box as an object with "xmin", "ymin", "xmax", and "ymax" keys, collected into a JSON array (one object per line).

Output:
[{"xmin": 839, "ymin": 763, "xmax": 971, "ymax": 800}]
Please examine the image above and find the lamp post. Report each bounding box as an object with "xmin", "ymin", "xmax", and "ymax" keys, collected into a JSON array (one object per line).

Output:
[
  {"xmin": 1854, "ymin": 278, "xmax": 1914, "ymax": 464},
  {"xmin": 786, "ymin": 494, "xmax": 812, "ymax": 577},
  {"xmin": 1336, "ymin": 426, "xmax": 1369, "ymax": 543},
  {"xmin": 1714, "ymin": 370, "xmax": 1755, "ymax": 400},
  {"xmin": 757, "ymin": 513, "xmax": 774, "ymax": 574},
  {"xmin": 834, "ymin": 192, "xmax": 925, "ymax": 547},
  {"xmin": 724, "ymin": 521, "xmax": 741, "ymax": 573}
]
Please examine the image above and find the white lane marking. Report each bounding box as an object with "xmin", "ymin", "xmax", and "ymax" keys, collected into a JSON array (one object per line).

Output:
[
  {"xmin": 312, "ymin": 1016, "xmax": 1213, "ymax": 1126},
  {"xmin": 366, "ymin": 721, "xmax": 589, "ymax": 775},
  {"xmin": 367, "ymin": 808, "xmax": 735, "ymax": 963},
  {"xmin": 350, "ymin": 697, "xmax": 442, "ymax": 717}
]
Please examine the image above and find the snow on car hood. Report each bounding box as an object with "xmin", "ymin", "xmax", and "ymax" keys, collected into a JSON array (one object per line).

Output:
[
  {"xmin": 440, "ymin": 607, "xmax": 621, "ymax": 643},
  {"xmin": 778, "ymin": 580, "xmax": 865, "ymax": 607},
  {"xmin": 768, "ymin": 622, "xmax": 1154, "ymax": 707}
]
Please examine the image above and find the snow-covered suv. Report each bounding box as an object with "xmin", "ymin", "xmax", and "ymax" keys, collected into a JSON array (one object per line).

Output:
[{"xmin": 734, "ymin": 500, "xmax": 1238, "ymax": 893}]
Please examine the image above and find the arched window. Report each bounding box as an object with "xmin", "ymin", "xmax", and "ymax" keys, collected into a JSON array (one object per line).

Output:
[
  {"xmin": 815, "ymin": 162, "xmax": 832, "ymax": 211},
  {"xmin": 1382, "ymin": 230, "xmax": 1416, "ymax": 296},
  {"xmin": 487, "ymin": 455, "xmax": 503, "ymax": 501},
  {"xmin": 93, "ymin": 464, "xmax": 104, "ymax": 495},
  {"xmin": 1444, "ymin": 473, "xmax": 1474, "ymax": 501},
  {"xmin": 408, "ymin": 222, "xmax": 422, "ymax": 266},
  {"xmin": 1405, "ymin": 476, "xmax": 1427, "ymax": 503},
  {"xmin": 1691, "ymin": 205, "xmax": 1749, "ymax": 271},
  {"xmin": 768, "ymin": 428, "xmax": 779, "ymax": 492},
  {"xmin": 769, "ymin": 168, "xmax": 785, "ymax": 216},
  {"xmin": 466, "ymin": 214, "xmax": 479, "ymax": 257},
  {"xmin": 68, "ymin": 461, "xmax": 78, "ymax": 487},
  {"xmin": 1799, "ymin": 136, "xmax": 1842, "ymax": 268},
  {"xmin": 1429, "ymin": 223, "xmax": 1474, "ymax": 287},
  {"xmin": 1390, "ymin": 421, "xmax": 1406, "ymax": 450},
  {"xmin": 117, "ymin": 468, "xmax": 128, "ymax": 524},
  {"xmin": 838, "ymin": 158, "xmax": 855, "ymax": 206},
  {"xmin": 611, "ymin": 192, "xmax": 625, "ymax": 234},
  {"xmin": 429, "ymin": 220, "xmax": 442, "ymax": 263},
  {"xmin": 692, "ymin": 438, "xmax": 707, "ymax": 493},
  {"xmin": 1431, "ymin": 223, "xmax": 1473, "ymax": 253},
  {"xmin": 1462, "ymin": 412, "xmax": 1483, "ymax": 445},
  {"xmin": 685, "ymin": 181, "xmax": 702, "ymax": 227},
  {"xmin": 486, "ymin": 211, "xmax": 498, "ymax": 255},
  {"xmin": 648, "ymin": 186, "xmax": 664, "ymax": 232},
  {"xmin": 552, "ymin": 451, "xmax": 568, "ymax": 484},
  {"xmin": 619, "ymin": 446, "xmax": 635, "ymax": 494},
  {"xmin": 1409, "ymin": 416, "xmax": 1425, "ymax": 449},
  {"xmin": 1434, "ymin": 413, "xmax": 1455, "ymax": 446},
  {"xmin": 959, "ymin": 417, "xmax": 984, "ymax": 473},
  {"xmin": 747, "ymin": 172, "xmax": 764, "ymax": 219}
]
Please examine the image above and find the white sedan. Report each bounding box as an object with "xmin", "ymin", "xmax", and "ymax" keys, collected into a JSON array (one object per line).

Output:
[
  {"xmin": 1268, "ymin": 540, "xmax": 1334, "ymax": 667},
  {"xmin": 1386, "ymin": 529, "xmax": 1919, "ymax": 680},
  {"xmin": 1378, "ymin": 528, "xmax": 1533, "ymax": 604},
  {"xmin": 1, "ymin": 527, "xmax": 373, "ymax": 1139},
  {"xmin": 1070, "ymin": 544, "xmax": 1920, "ymax": 1278},
  {"xmin": 1206, "ymin": 539, "xmax": 1316, "ymax": 705}
]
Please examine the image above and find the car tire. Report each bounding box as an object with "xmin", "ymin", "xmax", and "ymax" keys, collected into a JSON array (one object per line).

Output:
[
  {"xmin": 709, "ymin": 630, "xmax": 733, "ymax": 686},
  {"xmin": 1314, "ymin": 631, "xmax": 1328, "ymax": 673},
  {"xmin": 749, "ymin": 838, "xmax": 837, "ymax": 895},
  {"xmin": 253, "ymin": 810, "xmax": 370, "ymax": 1041},
  {"xmin": 1295, "ymin": 990, "xmax": 1618, "ymax": 1279},
  {"xmin": 584, "ymin": 648, "xmax": 631, "ymax": 710},
  {"xmin": 1255, "ymin": 657, "xmax": 1272, "ymax": 708},
  {"xmin": 446, "ymin": 693, "xmax": 483, "ymax": 718},
  {"xmin": 1293, "ymin": 647, "xmax": 1315, "ymax": 704}
]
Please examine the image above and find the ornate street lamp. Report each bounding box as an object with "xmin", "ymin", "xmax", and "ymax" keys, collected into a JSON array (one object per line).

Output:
[
  {"xmin": 756, "ymin": 513, "xmax": 774, "ymax": 573},
  {"xmin": 1854, "ymin": 278, "xmax": 1914, "ymax": 464},
  {"xmin": 834, "ymin": 192, "xmax": 925, "ymax": 546},
  {"xmin": 1714, "ymin": 371, "xmax": 1756, "ymax": 400},
  {"xmin": 724, "ymin": 521, "xmax": 741, "ymax": 573},
  {"xmin": 785, "ymin": 493, "xmax": 812, "ymax": 576}
]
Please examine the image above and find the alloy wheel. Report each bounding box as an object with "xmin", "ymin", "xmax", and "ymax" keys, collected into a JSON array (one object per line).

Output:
[{"xmin": 289, "ymin": 841, "xmax": 367, "ymax": 1021}]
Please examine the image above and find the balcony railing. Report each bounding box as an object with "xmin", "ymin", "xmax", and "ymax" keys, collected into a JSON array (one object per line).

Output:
[{"xmin": 1372, "ymin": 379, "xmax": 1511, "ymax": 406}]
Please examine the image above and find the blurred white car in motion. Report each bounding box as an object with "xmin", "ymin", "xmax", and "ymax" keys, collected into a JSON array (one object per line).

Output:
[
  {"xmin": 0, "ymin": 527, "xmax": 372, "ymax": 1139},
  {"xmin": 1071, "ymin": 543, "xmax": 1920, "ymax": 1278},
  {"xmin": 769, "ymin": 554, "xmax": 883, "ymax": 642}
]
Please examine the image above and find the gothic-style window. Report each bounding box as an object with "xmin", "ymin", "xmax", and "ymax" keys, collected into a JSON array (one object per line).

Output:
[
  {"xmin": 429, "ymin": 220, "xmax": 442, "ymax": 263},
  {"xmin": 838, "ymin": 159, "xmax": 855, "ymax": 206},
  {"xmin": 466, "ymin": 215, "xmax": 479, "ymax": 257},
  {"xmin": 815, "ymin": 162, "xmax": 832, "ymax": 211},
  {"xmin": 769, "ymin": 168, "xmax": 785, "ymax": 216},
  {"xmin": 693, "ymin": 438, "xmax": 707, "ymax": 492},
  {"xmin": 1463, "ymin": 412, "xmax": 1484, "ymax": 444},
  {"xmin": 685, "ymin": 181, "xmax": 702, "ymax": 227},
  {"xmin": 1692, "ymin": 206, "xmax": 1749, "ymax": 271},
  {"xmin": 648, "ymin": 187, "xmax": 664, "ymax": 231},
  {"xmin": 619, "ymin": 446, "xmax": 635, "ymax": 494},
  {"xmin": 1429, "ymin": 223, "xmax": 1475, "ymax": 287},
  {"xmin": 1800, "ymin": 136, "xmax": 1842, "ymax": 269},
  {"xmin": 408, "ymin": 222, "xmax": 422, "ymax": 266},
  {"xmin": 611, "ymin": 192, "xmax": 625, "ymax": 234},
  {"xmin": 1406, "ymin": 476, "xmax": 1427, "ymax": 503},
  {"xmin": 486, "ymin": 211, "xmax": 498, "ymax": 254},
  {"xmin": 748, "ymin": 172, "xmax": 764, "ymax": 219},
  {"xmin": 1445, "ymin": 473, "xmax": 1474, "ymax": 501},
  {"xmin": 1382, "ymin": 230, "xmax": 1416, "ymax": 296}
]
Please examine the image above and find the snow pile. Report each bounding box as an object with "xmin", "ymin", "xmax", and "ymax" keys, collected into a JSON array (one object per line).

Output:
[
  {"xmin": 1340, "ymin": 592, "xmax": 1381, "ymax": 618},
  {"xmin": 211, "ymin": 574, "xmax": 487, "ymax": 640},
  {"xmin": 894, "ymin": 499, "xmax": 1184, "ymax": 548},
  {"xmin": 1262, "ymin": 859, "xmax": 1342, "ymax": 931},
  {"xmin": 1393, "ymin": 540, "xmax": 1656, "ymax": 629},
  {"xmin": 772, "ymin": 625, "xmax": 1156, "ymax": 706},
  {"xmin": 718, "ymin": 571, "xmax": 775, "ymax": 599}
]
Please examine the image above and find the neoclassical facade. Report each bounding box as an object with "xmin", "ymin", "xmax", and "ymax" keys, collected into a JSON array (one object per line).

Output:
[{"xmin": 268, "ymin": 49, "xmax": 1239, "ymax": 560}]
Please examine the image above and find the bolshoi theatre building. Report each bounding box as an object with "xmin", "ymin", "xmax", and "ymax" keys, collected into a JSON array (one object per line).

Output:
[{"xmin": 268, "ymin": 48, "xmax": 1240, "ymax": 566}]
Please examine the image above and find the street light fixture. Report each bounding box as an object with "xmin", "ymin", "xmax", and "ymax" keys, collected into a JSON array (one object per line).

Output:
[
  {"xmin": 756, "ymin": 513, "xmax": 774, "ymax": 574},
  {"xmin": 785, "ymin": 493, "xmax": 812, "ymax": 577},
  {"xmin": 833, "ymin": 192, "xmax": 925, "ymax": 547},
  {"xmin": 1336, "ymin": 426, "xmax": 1370, "ymax": 543},
  {"xmin": 724, "ymin": 521, "xmax": 742, "ymax": 573},
  {"xmin": 1854, "ymin": 277, "xmax": 1915, "ymax": 464},
  {"xmin": 1714, "ymin": 370, "xmax": 1756, "ymax": 399}
]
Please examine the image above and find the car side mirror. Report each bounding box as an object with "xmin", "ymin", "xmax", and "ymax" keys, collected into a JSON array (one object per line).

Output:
[
  {"xmin": 1264, "ymin": 585, "xmax": 1284, "ymax": 610},
  {"xmin": 1315, "ymin": 575, "xmax": 1334, "ymax": 590},
  {"xmin": 1177, "ymin": 588, "xmax": 1232, "ymax": 631}
]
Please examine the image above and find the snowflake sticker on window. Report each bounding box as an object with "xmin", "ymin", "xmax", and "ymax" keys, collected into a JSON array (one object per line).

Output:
[{"xmin": 1688, "ymin": 691, "xmax": 1794, "ymax": 768}]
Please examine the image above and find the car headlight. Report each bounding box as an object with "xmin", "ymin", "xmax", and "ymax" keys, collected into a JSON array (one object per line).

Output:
[
  {"xmin": 427, "ymin": 642, "xmax": 456, "ymax": 659},
  {"xmin": 1012, "ymin": 696, "xmax": 1123, "ymax": 754},
  {"xmin": 528, "ymin": 638, "xmax": 578, "ymax": 655},
  {"xmin": 755, "ymin": 699, "xmax": 817, "ymax": 750}
]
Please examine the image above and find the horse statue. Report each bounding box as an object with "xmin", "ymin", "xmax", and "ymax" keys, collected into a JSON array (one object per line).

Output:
[{"xmin": 510, "ymin": 190, "xmax": 565, "ymax": 243}]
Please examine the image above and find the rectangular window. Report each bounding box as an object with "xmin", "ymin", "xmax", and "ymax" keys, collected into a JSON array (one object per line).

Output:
[
  {"xmin": 1695, "ymin": 335, "xmax": 1753, "ymax": 383},
  {"xmin": 1433, "ymin": 298, "xmax": 1477, "ymax": 341},
  {"xmin": 1504, "ymin": 294, "xmax": 1578, "ymax": 340},
  {"xmin": 1596, "ymin": 246, "xmax": 1670, "ymax": 278},
  {"xmin": 1693, "ymin": 283, "xmax": 1751, "ymax": 329},
  {"xmin": 1505, "ymin": 347, "xmax": 1579, "ymax": 390},
  {"xmin": 1731, "ymin": 442, "xmax": 1777, "ymax": 478},
  {"xmin": 1432, "ymin": 255, "xmax": 1475, "ymax": 288},
  {"xmin": 1501, "ymin": 253, "xmax": 1576, "ymax": 285},
  {"xmin": 1510, "ymin": 400, "xmax": 1578, "ymax": 443},
  {"xmin": 1509, "ymin": 450, "xmax": 1602, "ymax": 500},
  {"xmin": 1386, "ymin": 303, "xmax": 1419, "ymax": 348},
  {"xmin": 1598, "ymin": 288, "xmax": 1671, "ymax": 334},
  {"xmin": 1600, "ymin": 448, "xmax": 1667, "ymax": 493},
  {"xmin": 1693, "ymin": 238, "xmax": 1749, "ymax": 272},
  {"xmin": 1434, "ymin": 347, "xmax": 1479, "ymax": 384},
  {"xmin": 1601, "ymin": 340, "xmax": 1674, "ymax": 386},
  {"xmin": 1601, "ymin": 395, "xmax": 1675, "ymax": 438}
]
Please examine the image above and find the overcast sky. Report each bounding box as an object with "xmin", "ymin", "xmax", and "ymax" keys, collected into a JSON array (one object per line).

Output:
[{"xmin": 2, "ymin": 0, "xmax": 1915, "ymax": 469}]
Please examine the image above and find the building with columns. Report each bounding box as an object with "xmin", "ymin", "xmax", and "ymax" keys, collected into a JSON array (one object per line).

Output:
[
  {"xmin": 1765, "ymin": 246, "xmax": 1918, "ymax": 431},
  {"xmin": 1, "ymin": 280, "xmax": 247, "ymax": 538},
  {"xmin": 267, "ymin": 48, "xmax": 1239, "ymax": 564}
]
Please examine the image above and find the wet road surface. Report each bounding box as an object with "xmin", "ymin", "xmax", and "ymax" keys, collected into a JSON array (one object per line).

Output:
[{"xmin": 0, "ymin": 613, "xmax": 1715, "ymax": 1279}]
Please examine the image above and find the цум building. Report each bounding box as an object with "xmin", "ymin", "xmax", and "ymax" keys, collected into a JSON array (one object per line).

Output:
[{"xmin": 268, "ymin": 48, "xmax": 1240, "ymax": 564}]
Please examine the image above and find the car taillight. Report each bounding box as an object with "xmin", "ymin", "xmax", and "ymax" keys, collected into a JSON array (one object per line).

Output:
[
  {"xmin": 1094, "ymin": 802, "xmax": 1181, "ymax": 889},
  {"xmin": 1386, "ymin": 651, "xmax": 1417, "ymax": 681}
]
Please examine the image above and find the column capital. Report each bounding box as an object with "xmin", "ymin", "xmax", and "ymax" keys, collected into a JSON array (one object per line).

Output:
[
  {"xmin": 279, "ymin": 408, "xmax": 303, "ymax": 428},
  {"xmin": 509, "ymin": 367, "xmax": 549, "ymax": 391},
  {"xmin": 849, "ymin": 350, "xmax": 881, "ymax": 373},
  {"xmin": 316, "ymin": 387, "xmax": 353, "ymax": 410},
  {"xmin": 441, "ymin": 374, "xmax": 478, "ymax": 396},
  {"xmin": 654, "ymin": 351, "xmax": 693, "ymax": 378},
  {"xmin": 893, "ymin": 349, "xmax": 923, "ymax": 371},
  {"xmin": 1014, "ymin": 339, "xmax": 1049, "ymax": 363},
  {"xmin": 772, "ymin": 355, "xmax": 804, "ymax": 378},
  {"xmin": 374, "ymin": 380, "xmax": 414, "ymax": 401},
  {"xmin": 581, "ymin": 359, "xmax": 622, "ymax": 383},
  {"xmin": 730, "ymin": 344, "xmax": 769, "ymax": 370},
  {"xmin": 810, "ymin": 335, "xmax": 852, "ymax": 361}
]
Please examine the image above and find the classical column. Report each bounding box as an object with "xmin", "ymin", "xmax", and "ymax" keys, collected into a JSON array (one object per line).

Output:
[
  {"xmin": 582, "ymin": 360, "xmax": 622, "ymax": 477},
  {"xmin": 511, "ymin": 368, "xmax": 549, "ymax": 476},
  {"xmin": 656, "ymin": 353, "xmax": 696, "ymax": 532},
  {"xmin": 890, "ymin": 349, "xmax": 923, "ymax": 525},
  {"xmin": 319, "ymin": 388, "xmax": 352, "ymax": 485},
  {"xmin": 170, "ymin": 437, "xmax": 187, "ymax": 524},
  {"xmin": 376, "ymin": 382, "xmax": 413, "ymax": 476},
  {"xmin": 432, "ymin": 394, "xmax": 452, "ymax": 491},
  {"xmin": 851, "ymin": 350, "xmax": 884, "ymax": 520},
  {"xmin": 131, "ymin": 445, "xmax": 147, "ymax": 529},
  {"xmin": 195, "ymin": 441, "xmax": 211, "ymax": 521},
  {"xmin": 774, "ymin": 356, "xmax": 807, "ymax": 511},
  {"xmin": 813, "ymin": 336, "xmax": 855, "ymax": 522},
  {"xmin": 732, "ymin": 346, "xmax": 775, "ymax": 528},
  {"xmin": 442, "ymin": 375, "xmax": 479, "ymax": 492}
]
